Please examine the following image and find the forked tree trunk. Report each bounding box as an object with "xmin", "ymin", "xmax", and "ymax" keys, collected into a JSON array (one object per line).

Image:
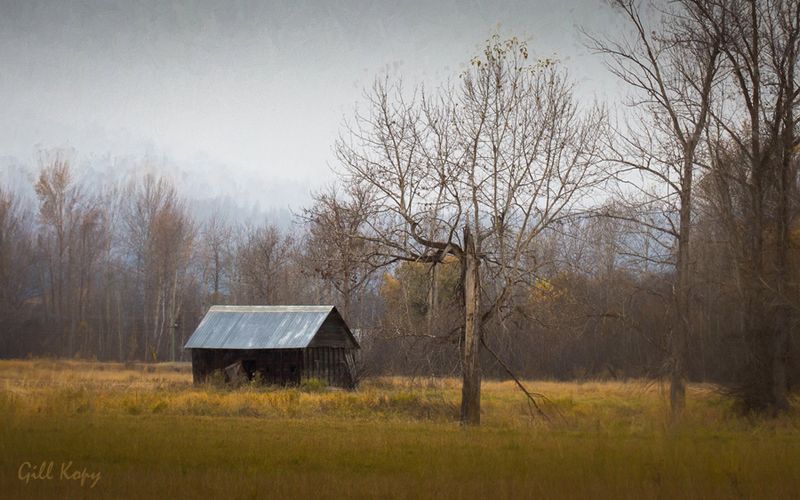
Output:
[{"xmin": 461, "ymin": 226, "xmax": 481, "ymax": 425}]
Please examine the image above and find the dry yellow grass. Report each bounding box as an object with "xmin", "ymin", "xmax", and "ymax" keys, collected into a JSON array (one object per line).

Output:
[{"xmin": 1, "ymin": 359, "xmax": 799, "ymax": 499}]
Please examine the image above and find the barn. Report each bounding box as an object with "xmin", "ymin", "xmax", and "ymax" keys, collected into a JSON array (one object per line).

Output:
[{"xmin": 184, "ymin": 305, "xmax": 359, "ymax": 388}]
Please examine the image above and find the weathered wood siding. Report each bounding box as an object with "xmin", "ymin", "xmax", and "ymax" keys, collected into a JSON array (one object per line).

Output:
[
  {"xmin": 301, "ymin": 347, "xmax": 355, "ymax": 388},
  {"xmin": 190, "ymin": 346, "xmax": 356, "ymax": 388}
]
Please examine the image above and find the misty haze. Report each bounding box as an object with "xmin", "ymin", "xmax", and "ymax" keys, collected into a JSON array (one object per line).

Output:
[{"xmin": 1, "ymin": 1, "xmax": 799, "ymax": 499}]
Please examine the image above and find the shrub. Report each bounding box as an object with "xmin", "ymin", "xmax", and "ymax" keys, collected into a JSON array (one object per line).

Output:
[
  {"xmin": 205, "ymin": 369, "xmax": 227, "ymax": 389},
  {"xmin": 301, "ymin": 377, "xmax": 328, "ymax": 392}
]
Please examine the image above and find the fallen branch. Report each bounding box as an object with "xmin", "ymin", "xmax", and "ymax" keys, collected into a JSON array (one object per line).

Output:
[{"xmin": 480, "ymin": 337, "xmax": 552, "ymax": 422}]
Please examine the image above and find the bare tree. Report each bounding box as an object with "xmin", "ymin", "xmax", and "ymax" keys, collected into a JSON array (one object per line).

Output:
[
  {"xmin": 302, "ymin": 184, "xmax": 382, "ymax": 322},
  {"xmin": 331, "ymin": 35, "xmax": 605, "ymax": 424},
  {"xmin": 199, "ymin": 209, "xmax": 233, "ymax": 307},
  {"xmin": 35, "ymin": 155, "xmax": 108, "ymax": 357},
  {"xmin": 0, "ymin": 185, "xmax": 36, "ymax": 354},
  {"xmin": 586, "ymin": 0, "xmax": 722, "ymax": 415},
  {"xmin": 233, "ymin": 222, "xmax": 294, "ymax": 305},
  {"xmin": 690, "ymin": 0, "xmax": 800, "ymax": 412},
  {"xmin": 124, "ymin": 175, "xmax": 195, "ymax": 361}
]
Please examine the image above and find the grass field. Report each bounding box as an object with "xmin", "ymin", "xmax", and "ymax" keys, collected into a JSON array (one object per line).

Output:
[{"xmin": 1, "ymin": 360, "xmax": 799, "ymax": 499}]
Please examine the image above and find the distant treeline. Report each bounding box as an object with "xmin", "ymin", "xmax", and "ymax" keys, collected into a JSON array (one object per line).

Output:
[{"xmin": 1, "ymin": 152, "xmax": 795, "ymax": 393}]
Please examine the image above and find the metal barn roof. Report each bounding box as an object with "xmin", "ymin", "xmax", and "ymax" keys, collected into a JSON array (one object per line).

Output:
[{"xmin": 184, "ymin": 305, "xmax": 349, "ymax": 350}]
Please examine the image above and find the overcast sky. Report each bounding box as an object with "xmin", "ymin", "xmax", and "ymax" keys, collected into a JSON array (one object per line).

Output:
[{"xmin": 0, "ymin": 0, "xmax": 625, "ymax": 209}]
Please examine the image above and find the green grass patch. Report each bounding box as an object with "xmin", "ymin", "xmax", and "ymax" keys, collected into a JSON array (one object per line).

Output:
[{"xmin": 0, "ymin": 360, "xmax": 798, "ymax": 499}]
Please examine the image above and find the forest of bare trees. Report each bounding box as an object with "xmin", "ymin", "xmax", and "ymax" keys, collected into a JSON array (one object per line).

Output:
[{"xmin": 1, "ymin": 0, "xmax": 799, "ymax": 424}]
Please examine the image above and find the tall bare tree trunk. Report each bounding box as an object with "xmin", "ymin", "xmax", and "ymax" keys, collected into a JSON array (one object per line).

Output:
[
  {"xmin": 116, "ymin": 289, "xmax": 124, "ymax": 361},
  {"xmin": 740, "ymin": 0, "xmax": 768, "ymax": 411},
  {"xmin": 169, "ymin": 268, "xmax": 179, "ymax": 362},
  {"xmin": 772, "ymin": 171, "xmax": 790, "ymax": 412},
  {"xmin": 461, "ymin": 226, "xmax": 481, "ymax": 425},
  {"xmin": 671, "ymin": 157, "xmax": 693, "ymax": 416},
  {"xmin": 772, "ymin": 49, "xmax": 795, "ymax": 412}
]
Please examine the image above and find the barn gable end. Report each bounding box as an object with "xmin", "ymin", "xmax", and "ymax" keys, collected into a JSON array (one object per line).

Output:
[{"xmin": 308, "ymin": 308, "xmax": 359, "ymax": 349}]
